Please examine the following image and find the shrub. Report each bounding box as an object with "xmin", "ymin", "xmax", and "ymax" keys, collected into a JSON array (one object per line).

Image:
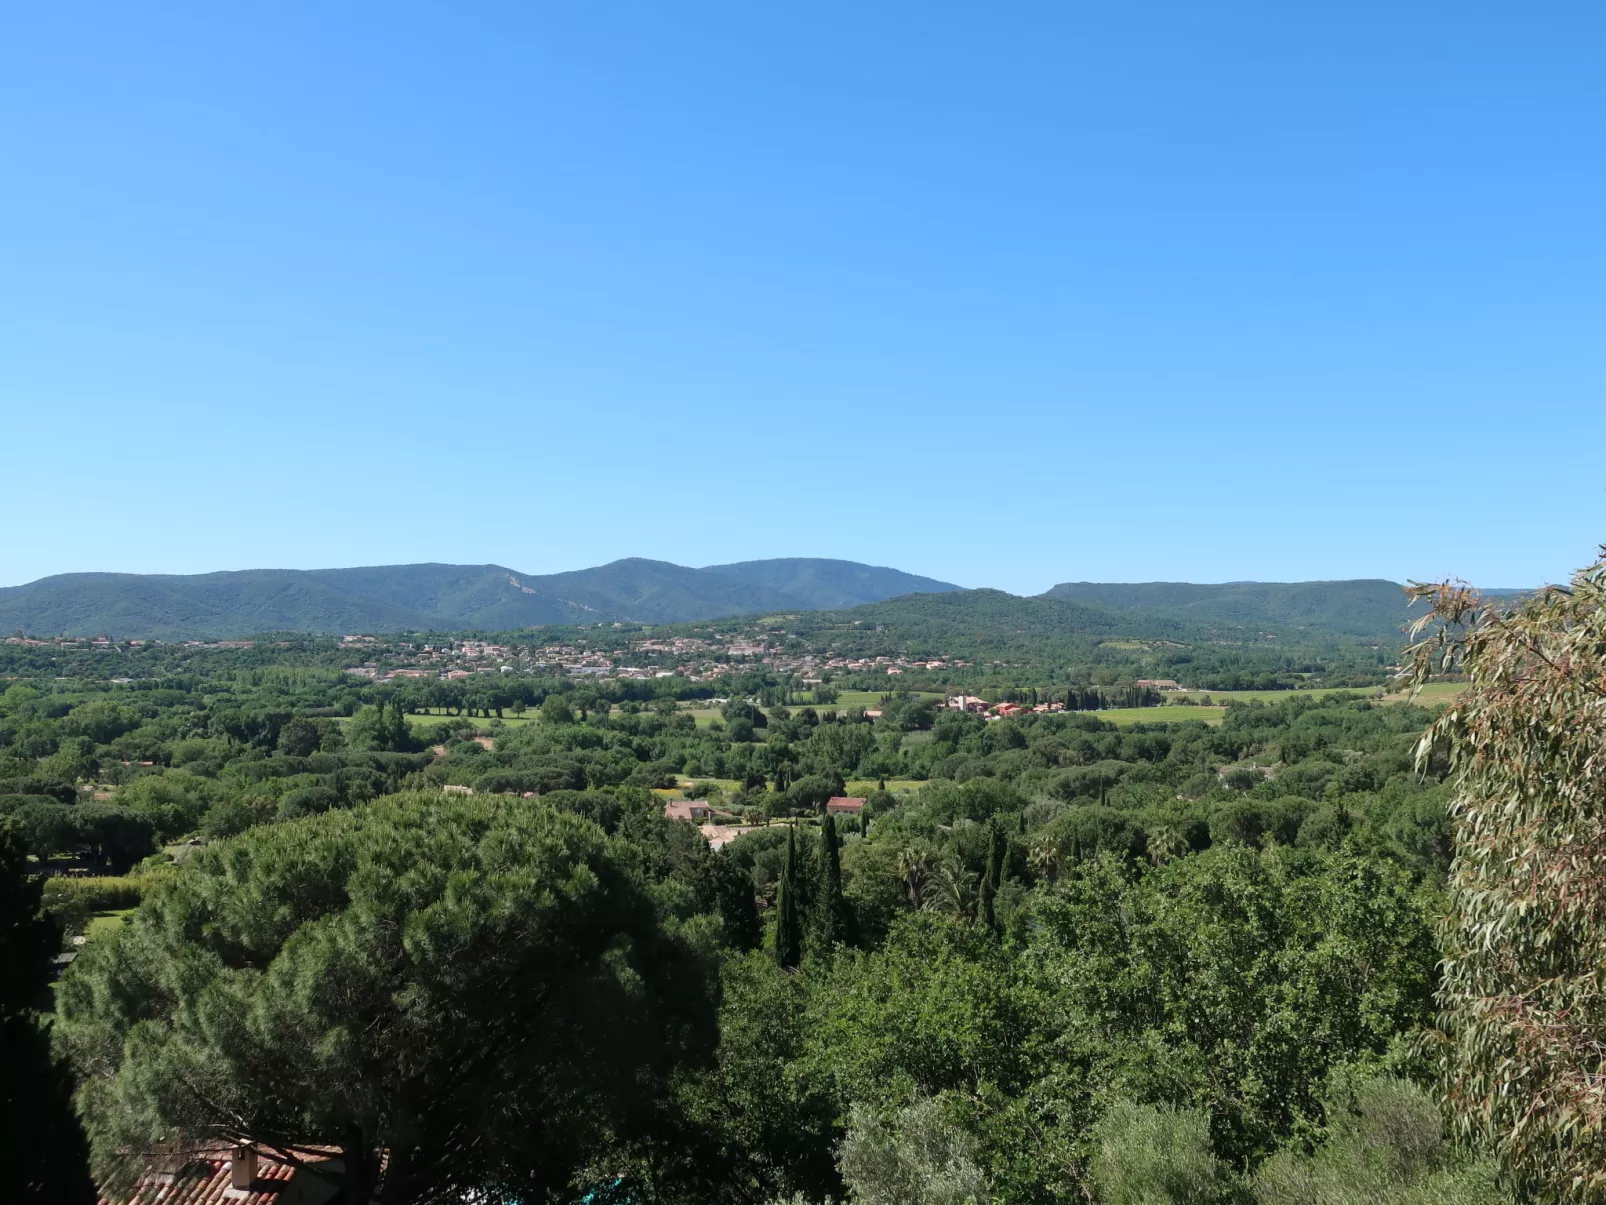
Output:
[
  {"xmin": 1252, "ymin": 1075, "xmax": 1501, "ymax": 1205},
  {"xmin": 1088, "ymin": 1100, "xmax": 1243, "ymax": 1205},
  {"xmin": 278, "ymin": 786, "xmax": 341, "ymax": 819},
  {"xmin": 837, "ymin": 1097, "xmax": 987, "ymax": 1205}
]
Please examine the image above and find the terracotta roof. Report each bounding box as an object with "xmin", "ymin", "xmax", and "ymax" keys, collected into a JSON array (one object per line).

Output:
[
  {"xmin": 99, "ymin": 1148, "xmax": 320, "ymax": 1205},
  {"xmin": 826, "ymin": 796, "xmax": 866, "ymax": 812},
  {"xmin": 663, "ymin": 800, "xmax": 713, "ymax": 821}
]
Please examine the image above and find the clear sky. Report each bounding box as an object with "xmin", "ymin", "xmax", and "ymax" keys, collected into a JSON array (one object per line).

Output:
[{"xmin": 3, "ymin": 2, "xmax": 1602, "ymax": 594}]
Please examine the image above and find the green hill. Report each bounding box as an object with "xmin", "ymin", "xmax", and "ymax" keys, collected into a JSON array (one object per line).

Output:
[
  {"xmin": 1041, "ymin": 579, "xmax": 1416, "ymax": 639},
  {"xmin": 700, "ymin": 558, "xmax": 961, "ymax": 610},
  {"xmin": 0, "ymin": 558, "xmax": 960, "ymax": 640}
]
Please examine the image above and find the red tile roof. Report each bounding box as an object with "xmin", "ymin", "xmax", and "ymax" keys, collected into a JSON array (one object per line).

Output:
[
  {"xmin": 826, "ymin": 796, "xmax": 866, "ymax": 812},
  {"xmin": 99, "ymin": 1148, "xmax": 332, "ymax": 1205},
  {"xmin": 664, "ymin": 800, "xmax": 713, "ymax": 821},
  {"xmin": 101, "ymin": 1153, "xmax": 286, "ymax": 1205}
]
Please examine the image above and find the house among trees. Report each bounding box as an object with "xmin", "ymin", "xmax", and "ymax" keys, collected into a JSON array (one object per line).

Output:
[
  {"xmin": 945, "ymin": 695, "xmax": 990, "ymax": 712},
  {"xmin": 825, "ymin": 796, "xmax": 866, "ymax": 816},
  {"xmin": 101, "ymin": 1145, "xmax": 328, "ymax": 1205},
  {"xmin": 1135, "ymin": 678, "xmax": 1183, "ymax": 690},
  {"xmin": 663, "ymin": 799, "xmax": 713, "ymax": 822}
]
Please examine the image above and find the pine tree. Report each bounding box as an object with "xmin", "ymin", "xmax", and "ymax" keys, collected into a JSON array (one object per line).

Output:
[
  {"xmin": 0, "ymin": 822, "xmax": 95, "ymax": 1202},
  {"xmin": 774, "ymin": 825, "xmax": 801, "ymax": 970}
]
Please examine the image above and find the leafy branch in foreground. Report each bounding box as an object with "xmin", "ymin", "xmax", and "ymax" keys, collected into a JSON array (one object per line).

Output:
[{"xmin": 1407, "ymin": 551, "xmax": 1606, "ymax": 1201}]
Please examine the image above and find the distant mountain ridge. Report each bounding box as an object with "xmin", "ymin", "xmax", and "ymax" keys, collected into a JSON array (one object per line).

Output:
[
  {"xmin": 1042, "ymin": 579, "xmax": 1417, "ymax": 638},
  {"xmin": 0, "ymin": 557, "xmax": 964, "ymax": 640},
  {"xmin": 1, "ymin": 558, "xmax": 1498, "ymax": 644}
]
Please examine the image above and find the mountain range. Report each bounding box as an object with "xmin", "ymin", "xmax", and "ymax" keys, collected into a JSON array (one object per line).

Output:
[
  {"xmin": 0, "ymin": 558, "xmax": 962, "ymax": 640},
  {"xmin": 0, "ymin": 558, "xmax": 1477, "ymax": 644}
]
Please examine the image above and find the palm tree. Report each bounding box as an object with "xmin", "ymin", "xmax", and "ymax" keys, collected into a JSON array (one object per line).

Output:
[
  {"xmin": 897, "ymin": 846, "xmax": 930, "ymax": 910},
  {"xmin": 1028, "ymin": 836, "xmax": 1061, "ymax": 886},
  {"xmin": 1147, "ymin": 823, "xmax": 1190, "ymax": 866},
  {"xmin": 923, "ymin": 859, "xmax": 979, "ymax": 923}
]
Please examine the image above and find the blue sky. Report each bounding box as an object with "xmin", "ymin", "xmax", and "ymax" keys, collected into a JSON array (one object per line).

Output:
[{"xmin": 3, "ymin": 2, "xmax": 1602, "ymax": 594}]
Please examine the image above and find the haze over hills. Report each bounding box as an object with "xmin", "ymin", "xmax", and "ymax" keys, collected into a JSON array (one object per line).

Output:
[{"xmin": 0, "ymin": 558, "xmax": 964, "ymax": 640}]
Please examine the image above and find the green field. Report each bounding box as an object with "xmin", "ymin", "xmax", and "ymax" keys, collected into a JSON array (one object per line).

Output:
[
  {"xmin": 846, "ymin": 777, "xmax": 926, "ymax": 796},
  {"xmin": 403, "ymin": 710, "xmax": 535, "ymax": 729},
  {"xmin": 1382, "ymin": 681, "xmax": 1467, "ymax": 704},
  {"xmin": 1169, "ymin": 687, "xmax": 1380, "ymax": 705},
  {"xmin": 1066, "ymin": 682, "xmax": 1467, "ymax": 728},
  {"xmin": 85, "ymin": 909, "xmax": 134, "ymax": 940},
  {"xmin": 1095, "ymin": 706, "xmax": 1228, "ymax": 727}
]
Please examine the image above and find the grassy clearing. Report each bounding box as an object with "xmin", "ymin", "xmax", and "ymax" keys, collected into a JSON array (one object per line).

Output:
[
  {"xmin": 1094, "ymin": 706, "xmax": 1228, "ymax": 727},
  {"xmin": 846, "ymin": 778, "xmax": 926, "ymax": 796},
  {"xmin": 1382, "ymin": 680, "xmax": 1468, "ymax": 705},
  {"xmin": 84, "ymin": 909, "xmax": 135, "ymax": 940},
  {"xmin": 1170, "ymin": 687, "xmax": 1379, "ymax": 705},
  {"xmin": 674, "ymin": 778, "xmax": 744, "ymax": 797}
]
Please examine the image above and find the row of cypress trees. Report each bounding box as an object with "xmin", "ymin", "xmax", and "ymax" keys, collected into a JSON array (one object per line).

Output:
[
  {"xmin": 773, "ymin": 813, "xmax": 855, "ymax": 969},
  {"xmin": 776, "ymin": 812, "xmax": 1011, "ymax": 966}
]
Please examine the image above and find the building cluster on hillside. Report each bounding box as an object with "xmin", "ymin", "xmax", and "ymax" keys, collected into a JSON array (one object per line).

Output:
[
  {"xmin": 4, "ymin": 634, "xmax": 221, "ymax": 650},
  {"xmin": 335, "ymin": 626, "xmax": 984, "ymax": 684}
]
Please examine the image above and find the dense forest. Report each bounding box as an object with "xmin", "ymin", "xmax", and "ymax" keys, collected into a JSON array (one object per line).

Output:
[{"xmin": 2, "ymin": 558, "xmax": 1600, "ymax": 1203}]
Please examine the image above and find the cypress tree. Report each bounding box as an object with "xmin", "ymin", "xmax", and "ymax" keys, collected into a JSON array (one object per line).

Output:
[
  {"xmin": 979, "ymin": 820, "xmax": 1002, "ymax": 933},
  {"xmin": 814, "ymin": 812, "xmax": 851, "ymax": 951},
  {"xmin": 984, "ymin": 820, "xmax": 1002, "ymax": 891},
  {"xmin": 385, "ymin": 700, "xmax": 410, "ymax": 751},
  {"xmin": 774, "ymin": 825, "xmax": 801, "ymax": 970},
  {"xmin": 992, "ymin": 821, "xmax": 1009, "ymax": 889}
]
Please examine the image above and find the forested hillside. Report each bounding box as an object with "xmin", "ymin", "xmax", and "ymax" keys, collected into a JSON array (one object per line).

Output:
[
  {"xmin": 1043, "ymin": 579, "xmax": 1415, "ymax": 638},
  {"xmin": 0, "ymin": 558, "xmax": 961, "ymax": 639},
  {"xmin": 701, "ymin": 558, "xmax": 962, "ymax": 610}
]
